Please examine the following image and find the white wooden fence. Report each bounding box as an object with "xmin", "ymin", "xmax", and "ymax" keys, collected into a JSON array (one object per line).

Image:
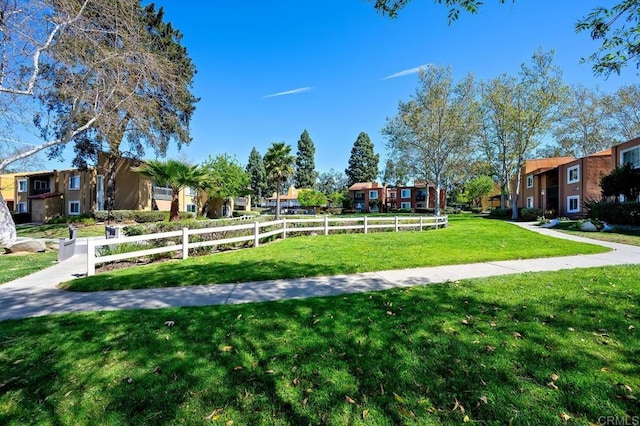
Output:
[{"xmin": 86, "ymin": 215, "xmax": 448, "ymax": 276}]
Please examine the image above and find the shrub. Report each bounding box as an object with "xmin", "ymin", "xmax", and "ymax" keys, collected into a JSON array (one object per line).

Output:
[
  {"xmin": 470, "ymin": 207, "xmax": 483, "ymax": 214},
  {"xmin": 488, "ymin": 208, "xmax": 511, "ymax": 218},
  {"xmin": 584, "ymin": 200, "xmax": 640, "ymax": 226},
  {"xmin": 77, "ymin": 217, "xmax": 97, "ymax": 226},
  {"xmin": 414, "ymin": 208, "xmax": 434, "ymax": 214},
  {"xmin": 132, "ymin": 211, "xmax": 166, "ymax": 223},
  {"xmin": 122, "ymin": 225, "xmax": 146, "ymax": 236},
  {"xmin": 93, "ymin": 210, "xmax": 135, "ymax": 222},
  {"xmin": 520, "ymin": 208, "xmax": 544, "ymax": 221}
]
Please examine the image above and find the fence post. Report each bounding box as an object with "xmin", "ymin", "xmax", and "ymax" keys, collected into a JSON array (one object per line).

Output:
[
  {"xmin": 87, "ymin": 238, "xmax": 95, "ymax": 276},
  {"xmin": 282, "ymin": 218, "xmax": 287, "ymax": 239},
  {"xmin": 419, "ymin": 216, "xmax": 423, "ymax": 231},
  {"xmin": 254, "ymin": 221, "xmax": 260, "ymax": 247},
  {"xmin": 182, "ymin": 227, "xmax": 189, "ymax": 260},
  {"xmin": 395, "ymin": 216, "xmax": 399, "ymax": 232},
  {"xmin": 364, "ymin": 216, "xmax": 368, "ymax": 234},
  {"xmin": 324, "ymin": 216, "xmax": 329, "ymax": 235}
]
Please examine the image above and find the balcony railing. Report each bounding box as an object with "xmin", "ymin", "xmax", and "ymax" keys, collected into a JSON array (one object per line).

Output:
[{"xmin": 153, "ymin": 186, "xmax": 172, "ymax": 201}]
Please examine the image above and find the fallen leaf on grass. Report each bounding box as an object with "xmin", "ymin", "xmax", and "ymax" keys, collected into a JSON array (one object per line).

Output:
[
  {"xmin": 629, "ymin": 325, "xmax": 635, "ymax": 331},
  {"xmin": 203, "ymin": 408, "xmax": 222, "ymax": 421},
  {"xmin": 551, "ymin": 373, "xmax": 559, "ymax": 381},
  {"xmin": 393, "ymin": 393, "xmax": 404, "ymax": 403},
  {"xmin": 559, "ymin": 413, "xmax": 572, "ymax": 422},
  {"xmin": 463, "ymin": 415, "xmax": 470, "ymax": 422},
  {"xmin": 362, "ymin": 409, "xmax": 369, "ymax": 419},
  {"xmin": 452, "ymin": 399, "xmax": 465, "ymax": 414},
  {"xmin": 12, "ymin": 359, "xmax": 23, "ymax": 365},
  {"xmin": 264, "ymin": 370, "xmax": 275, "ymax": 375},
  {"xmin": 479, "ymin": 396, "xmax": 488, "ymax": 405},
  {"xmin": 221, "ymin": 346, "xmax": 233, "ymax": 352},
  {"xmin": 302, "ymin": 398, "xmax": 308, "ymax": 407},
  {"xmin": 345, "ymin": 396, "xmax": 356, "ymax": 404},
  {"xmin": 512, "ymin": 332, "xmax": 522, "ymax": 339},
  {"xmin": 164, "ymin": 320, "xmax": 175, "ymax": 327},
  {"xmin": 547, "ymin": 381, "xmax": 558, "ymax": 390},
  {"xmin": 233, "ymin": 366, "xmax": 243, "ymax": 371}
]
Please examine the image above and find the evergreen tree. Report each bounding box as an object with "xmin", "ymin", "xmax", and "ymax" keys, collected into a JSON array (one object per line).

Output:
[
  {"xmin": 345, "ymin": 132, "xmax": 379, "ymax": 186},
  {"xmin": 246, "ymin": 147, "xmax": 267, "ymax": 206},
  {"xmin": 264, "ymin": 142, "xmax": 296, "ymax": 219},
  {"xmin": 294, "ymin": 129, "xmax": 318, "ymax": 188}
]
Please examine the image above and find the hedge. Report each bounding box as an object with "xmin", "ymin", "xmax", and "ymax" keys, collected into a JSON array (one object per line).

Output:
[
  {"xmin": 520, "ymin": 208, "xmax": 544, "ymax": 221},
  {"xmin": 585, "ymin": 200, "xmax": 640, "ymax": 226},
  {"xmin": 93, "ymin": 210, "xmax": 195, "ymax": 223}
]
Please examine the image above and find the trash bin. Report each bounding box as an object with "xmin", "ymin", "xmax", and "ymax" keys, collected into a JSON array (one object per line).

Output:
[
  {"xmin": 105, "ymin": 225, "xmax": 120, "ymax": 239},
  {"xmin": 68, "ymin": 226, "xmax": 78, "ymax": 240}
]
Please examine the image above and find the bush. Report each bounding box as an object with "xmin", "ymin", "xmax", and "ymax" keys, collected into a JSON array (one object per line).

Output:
[
  {"xmin": 11, "ymin": 212, "xmax": 31, "ymax": 224},
  {"xmin": 132, "ymin": 211, "xmax": 166, "ymax": 223},
  {"xmin": 488, "ymin": 208, "xmax": 511, "ymax": 218},
  {"xmin": 93, "ymin": 210, "xmax": 135, "ymax": 222},
  {"xmin": 443, "ymin": 207, "xmax": 461, "ymax": 215},
  {"xmin": 470, "ymin": 207, "xmax": 483, "ymax": 214},
  {"xmin": 584, "ymin": 200, "xmax": 640, "ymax": 226},
  {"xmin": 414, "ymin": 208, "xmax": 434, "ymax": 214},
  {"xmin": 520, "ymin": 208, "xmax": 544, "ymax": 221}
]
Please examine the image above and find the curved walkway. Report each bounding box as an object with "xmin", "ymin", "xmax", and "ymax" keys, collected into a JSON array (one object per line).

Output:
[{"xmin": 1, "ymin": 222, "xmax": 639, "ymax": 321}]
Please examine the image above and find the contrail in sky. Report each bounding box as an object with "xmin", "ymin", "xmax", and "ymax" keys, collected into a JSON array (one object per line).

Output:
[
  {"xmin": 262, "ymin": 87, "xmax": 313, "ymax": 99},
  {"xmin": 383, "ymin": 64, "xmax": 432, "ymax": 80}
]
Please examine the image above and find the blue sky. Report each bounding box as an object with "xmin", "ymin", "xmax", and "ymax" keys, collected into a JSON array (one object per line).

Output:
[{"xmin": 50, "ymin": 1, "xmax": 640, "ymax": 174}]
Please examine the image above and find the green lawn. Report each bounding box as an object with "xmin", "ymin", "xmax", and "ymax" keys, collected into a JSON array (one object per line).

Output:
[
  {"xmin": 0, "ymin": 251, "xmax": 58, "ymax": 284},
  {"xmin": 15, "ymin": 223, "xmax": 105, "ymax": 239},
  {"xmin": 2, "ymin": 265, "xmax": 638, "ymax": 424},
  {"xmin": 550, "ymin": 221, "xmax": 640, "ymax": 247},
  {"xmin": 63, "ymin": 215, "xmax": 608, "ymax": 292}
]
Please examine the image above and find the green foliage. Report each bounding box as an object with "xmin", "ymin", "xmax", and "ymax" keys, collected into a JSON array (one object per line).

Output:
[
  {"xmin": 465, "ymin": 175, "xmax": 494, "ymax": 207},
  {"xmin": 294, "ymin": 130, "xmax": 318, "ymax": 188},
  {"xmin": 488, "ymin": 208, "xmax": 511, "ymax": 218},
  {"xmin": 520, "ymin": 208, "xmax": 544, "ymax": 221},
  {"xmin": 264, "ymin": 142, "xmax": 296, "ymax": 219},
  {"xmin": 345, "ymin": 132, "xmax": 379, "ymax": 186},
  {"xmin": 600, "ymin": 163, "xmax": 640, "ymax": 200},
  {"xmin": 585, "ymin": 200, "xmax": 640, "ymax": 226},
  {"xmin": 316, "ymin": 169, "xmax": 348, "ymax": 197},
  {"xmin": 201, "ymin": 154, "xmax": 250, "ymax": 201},
  {"xmin": 246, "ymin": 147, "xmax": 267, "ymax": 202},
  {"xmin": 381, "ymin": 158, "xmax": 409, "ymax": 186},
  {"xmin": 297, "ymin": 188, "xmax": 327, "ymax": 207}
]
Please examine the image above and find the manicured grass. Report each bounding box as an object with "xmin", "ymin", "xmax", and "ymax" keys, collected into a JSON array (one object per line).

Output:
[
  {"xmin": 63, "ymin": 215, "xmax": 608, "ymax": 292},
  {"xmin": 550, "ymin": 221, "xmax": 640, "ymax": 246},
  {"xmin": 15, "ymin": 223, "xmax": 105, "ymax": 239},
  {"xmin": 2, "ymin": 265, "xmax": 638, "ymax": 424},
  {"xmin": 0, "ymin": 251, "xmax": 58, "ymax": 284}
]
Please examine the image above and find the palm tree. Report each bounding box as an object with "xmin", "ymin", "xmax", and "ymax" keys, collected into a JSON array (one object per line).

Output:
[
  {"xmin": 133, "ymin": 159, "xmax": 208, "ymax": 221},
  {"xmin": 264, "ymin": 142, "xmax": 295, "ymax": 219}
]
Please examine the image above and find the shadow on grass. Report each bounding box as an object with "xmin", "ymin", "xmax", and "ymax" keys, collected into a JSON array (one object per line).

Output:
[{"xmin": 1, "ymin": 266, "xmax": 638, "ymax": 424}]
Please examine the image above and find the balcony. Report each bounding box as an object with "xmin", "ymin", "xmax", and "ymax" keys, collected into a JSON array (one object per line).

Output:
[{"xmin": 153, "ymin": 186, "xmax": 172, "ymax": 201}]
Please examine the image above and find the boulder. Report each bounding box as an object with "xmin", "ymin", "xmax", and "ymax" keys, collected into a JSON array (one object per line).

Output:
[
  {"xmin": 5, "ymin": 239, "xmax": 47, "ymax": 253},
  {"xmin": 580, "ymin": 221, "xmax": 598, "ymax": 232},
  {"xmin": 541, "ymin": 218, "xmax": 560, "ymax": 228},
  {"xmin": 0, "ymin": 201, "xmax": 16, "ymax": 247}
]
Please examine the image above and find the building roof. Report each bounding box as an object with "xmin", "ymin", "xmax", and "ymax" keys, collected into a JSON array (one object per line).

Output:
[
  {"xmin": 524, "ymin": 157, "xmax": 575, "ymax": 174},
  {"xmin": 588, "ymin": 148, "xmax": 612, "ymax": 157},
  {"xmin": 348, "ymin": 182, "xmax": 384, "ymax": 191},
  {"xmin": 267, "ymin": 185, "xmax": 300, "ymax": 200}
]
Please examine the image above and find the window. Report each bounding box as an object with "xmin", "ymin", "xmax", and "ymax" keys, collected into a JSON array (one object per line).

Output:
[
  {"xmin": 567, "ymin": 195, "xmax": 580, "ymax": 213},
  {"xmin": 34, "ymin": 180, "xmax": 49, "ymax": 190},
  {"xmin": 17, "ymin": 202, "xmax": 27, "ymax": 213},
  {"xmin": 388, "ymin": 191, "xmax": 396, "ymax": 199},
  {"xmin": 567, "ymin": 165, "xmax": 580, "ymax": 184},
  {"xmin": 69, "ymin": 176, "xmax": 80, "ymax": 190},
  {"xmin": 186, "ymin": 204, "xmax": 197, "ymax": 213},
  {"xmin": 369, "ymin": 190, "xmax": 378, "ymax": 199},
  {"xmin": 401, "ymin": 189, "xmax": 411, "ymax": 198},
  {"xmin": 400, "ymin": 202, "xmax": 412, "ymax": 209},
  {"xmin": 17, "ymin": 179, "xmax": 27, "ymax": 193},
  {"xmin": 526, "ymin": 197, "xmax": 534, "ymax": 208},
  {"xmin": 354, "ymin": 191, "xmax": 364, "ymax": 199},
  {"xmin": 68, "ymin": 200, "xmax": 81, "ymax": 215},
  {"xmin": 526, "ymin": 175, "xmax": 533, "ymax": 188},
  {"xmin": 621, "ymin": 145, "xmax": 640, "ymax": 168}
]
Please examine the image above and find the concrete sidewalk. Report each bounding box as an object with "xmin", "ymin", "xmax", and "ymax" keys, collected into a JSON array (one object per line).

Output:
[{"xmin": 1, "ymin": 222, "xmax": 639, "ymax": 321}]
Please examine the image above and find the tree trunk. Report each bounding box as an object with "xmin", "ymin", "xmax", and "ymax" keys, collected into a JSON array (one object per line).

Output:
[
  {"xmin": 275, "ymin": 178, "xmax": 281, "ymax": 220},
  {"xmin": 0, "ymin": 194, "xmax": 17, "ymax": 247},
  {"xmin": 434, "ymin": 172, "xmax": 442, "ymax": 216},
  {"xmin": 511, "ymin": 163, "xmax": 523, "ymax": 220},
  {"xmin": 500, "ymin": 182, "xmax": 507, "ymax": 209},
  {"xmin": 170, "ymin": 190, "xmax": 180, "ymax": 221},
  {"xmin": 104, "ymin": 153, "xmax": 117, "ymax": 224}
]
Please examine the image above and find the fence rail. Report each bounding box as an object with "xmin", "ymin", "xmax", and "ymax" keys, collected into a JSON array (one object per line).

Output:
[{"xmin": 86, "ymin": 215, "xmax": 448, "ymax": 276}]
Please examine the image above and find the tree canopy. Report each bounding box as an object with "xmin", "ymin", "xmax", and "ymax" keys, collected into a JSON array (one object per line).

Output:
[
  {"xmin": 345, "ymin": 132, "xmax": 379, "ymax": 187},
  {"xmin": 201, "ymin": 154, "xmax": 250, "ymax": 205},
  {"xmin": 246, "ymin": 147, "xmax": 267, "ymax": 205},
  {"xmin": 294, "ymin": 130, "xmax": 318, "ymax": 188},
  {"xmin": 264, "ymin": 142, "xmax": 295, "ymax": 219}
]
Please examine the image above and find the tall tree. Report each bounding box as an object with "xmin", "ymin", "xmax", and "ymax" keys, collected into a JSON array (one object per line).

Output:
[
  {"xmin": 465, "ymin": 175, "xmax": 495, "ymax": 208},
  {"xmin": 383, "ymin": 66, "xmax": 479, "ymax": 215},
  {"xmin": 39, "ymin": 1, "xmax": 197, "ymax": 220},
  {"xmin": 608, "ymin": 84, "xmax": 640, "ymax": 142},
  {"xmin": 551, "ymin": 84, "xmax": 613, "ymax": 158},
  {"xmin": 294, "ymin": 130, "xmax": 318, "ymax": 188},
  {"xmin": 371, "ymin": 0, "xmax": 640, "ymax": 76},
  {"xmin": 345, "ymin": 132, "xmax": 379, "ymax": 187},
  {"xmin": 316, "ymin": 169, "xmax": 348, "ymax": 196},
  {"xmin": 264, "ymin": 142, "xmax": 295, "ymax": 220},
  {"xmin": 381, "ymin": 157, "xmax": 409, "ymax": 186},
  {"xmin": 132, "ymin": 159, "xmax": 207, "ymax": 222},
  {"xmin": 246, "ymin": 147, "xmax": 267, "ymax": 207},
  {"xmin": 508, "ymin": 50, "xmax": 564, "ymax": 219},
  {"xmin": 201, "ymin": 154, "xmax": 250, "ymax": 217}
]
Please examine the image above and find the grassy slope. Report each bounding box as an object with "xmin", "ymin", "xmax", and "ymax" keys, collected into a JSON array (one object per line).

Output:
[
  {"xmin": 0, "ymin": 252, "xmax": 58, "ymax": 284},
  {"xmin": 63, "ymin": 215, "xmax": 608, "ymax": 291},
  {"xmin": 1, "ymin": 265, "xmax": 638, "ymax": 424}
]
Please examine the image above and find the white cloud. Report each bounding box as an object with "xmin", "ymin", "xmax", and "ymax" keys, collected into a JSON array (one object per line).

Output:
[
  {"xmin": 383, "ymin": 64, "xmax": 432, "ymax": 80},
  {"xmin": 262, "ymin": 86, "xmax": 313, "ymax": 99}
]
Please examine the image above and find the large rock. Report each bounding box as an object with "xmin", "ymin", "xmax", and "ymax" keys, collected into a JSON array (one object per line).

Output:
[
  {"xmin": 580, "ymin": 220, "xmax": 598, "ymax": 232},
  {"xmin": 5, "ymin": 239, "xmax": 47, "ymax": 253}
]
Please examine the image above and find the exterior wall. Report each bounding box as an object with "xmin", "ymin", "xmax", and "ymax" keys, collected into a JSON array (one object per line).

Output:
[
  {"xmin": 558, "ymin": 154, "xmax": 613, "ymax": 217},
  {"xmin": 96, "ymin": 154, "xmax": 151, "ymax": 211},
  {"xmin": 612, "ymin": 137, "xmax": 640, "ymax": 168},
  {"xmin": 349, "ymin": 184, "xmax": 385, "ymax": 212},
  {"xmin": 0, "ymin": 173, "xmax": 17, "ymax": 205},
  {"xmin": 56, "ymin": 169, "xmax": 96, "ymax": 217}
]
